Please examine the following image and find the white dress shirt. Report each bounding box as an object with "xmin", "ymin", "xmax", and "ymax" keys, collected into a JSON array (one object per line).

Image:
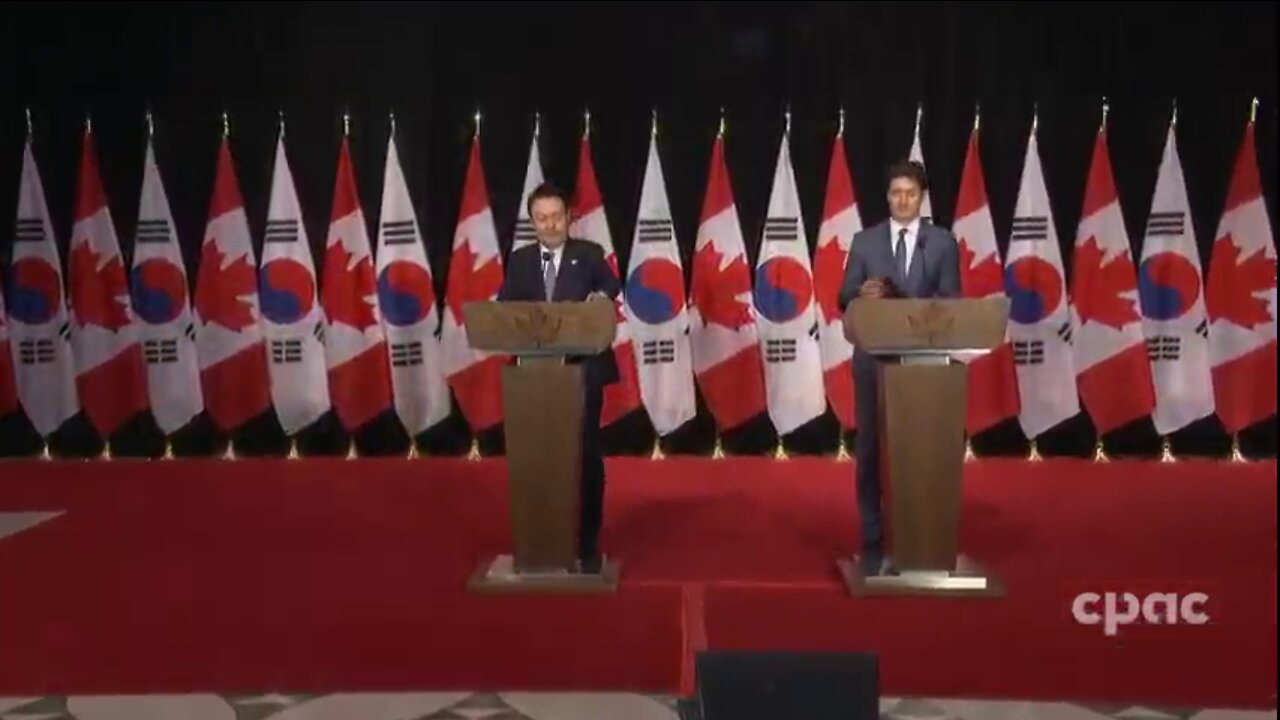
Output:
[{"xmin": 889, "ymin": 217, "xmax": 922, "ymax": 273}]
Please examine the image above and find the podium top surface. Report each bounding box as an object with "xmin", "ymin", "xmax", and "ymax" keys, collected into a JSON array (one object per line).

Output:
[
  {"xmin": 463, "ymin": 298, "xmax": 617, "ymax": 355},
  {"xmin": 844, "ymin": 297, "xmax": 1010, "ymax": 354}
]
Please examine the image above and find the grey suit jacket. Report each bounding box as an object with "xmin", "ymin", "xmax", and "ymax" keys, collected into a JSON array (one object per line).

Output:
[
  {"xmin": 836, "ymin": 220, "xmax": 962, "ymax": 361},
  {"xmin": 837, "ymin": 219, "xmax": 962, "ymax": 309}
]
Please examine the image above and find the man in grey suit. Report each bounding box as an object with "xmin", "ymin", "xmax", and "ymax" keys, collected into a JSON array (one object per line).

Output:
[{"xmin": 836, "ymin": 160, "xmax": 961, "ymax": 574}]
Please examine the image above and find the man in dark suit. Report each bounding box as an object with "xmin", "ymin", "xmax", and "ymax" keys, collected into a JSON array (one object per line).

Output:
[
  {"xmin": 836, "ymin": 160, "xmax": 961, "ymax": 575},
  {"xmin": 498, "ymin": 182, "xmax": 620, "ymax": 574}
]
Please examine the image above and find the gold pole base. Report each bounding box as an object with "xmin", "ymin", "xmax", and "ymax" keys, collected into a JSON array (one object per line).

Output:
[
  {"xmin": 650, "ymin": 439, "xmax": 665, "ymax": 460},
  {"xmin": 466, "ymin": 438, "xmax": 483, "ymax": 462},
  {"xmin": 964, "ymin": 438, "xmax": 977, "ymax": 463},
  {"xmin": 773, "ymin": 440, "xmax": 788, "ymax": 460},
  {"xmin": 1229, "ymin": 435, "xmax": 1248, "ymax": 463},
  {"xmin": 407, "ymin": 441, "xmax": 420, "ymax": 460},
  {"xmin": 222, "ymin": 439, "xmax": 236, "ymax": 461},
  {"xmin": 1160, "ymin": 437, "xmax": 1177, "ymax": 463},
  {"xmin": 835, "ymin": 435, "xmax": 852, "ymax": 462},
  {"xmin": 41, "ymin": 442, "xmax": 53, "ymax": 461},
  {"xmin": 711, "ymin": 436, "xmax": 726, "ymax": 460},
  {"xmin": 345, "ymin": 439, "xmax": 358, "ymax": 460},
  {"xmin": 1093, "ymin": 440, "xmax": 1110, "ymax": 463},
  {"xmin": 162, "ymin": 439, "xmax": 175, "ymax": 461},
  {"xmin": 100, "ymin": 441, "xmax": 112, "ymax": 461},
  {"xmin": 1027, "ymin": 438, "xmax": 1043, "ymax": 462},
  {"xmin": 287, "ymin": 438, "xmax": 301, "ymax": 460}
]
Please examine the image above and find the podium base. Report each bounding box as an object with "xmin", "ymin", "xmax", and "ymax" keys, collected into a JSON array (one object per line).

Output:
[
  {"xmin": 467, "ymin": 554, "xmax": 620, "ymax": 594},
  {"xmin": 837, "ymin": 553, "xmax": 1003, "ymax": 598}
]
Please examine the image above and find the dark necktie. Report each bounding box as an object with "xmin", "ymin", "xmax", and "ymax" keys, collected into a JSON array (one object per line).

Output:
[
  {"xmin": 895, "ymin": 228, "xmax": 908, "ymax": 281},
  {"xmin": 542, "ymin": 251, "xmax": 556, "ymax": 300}
]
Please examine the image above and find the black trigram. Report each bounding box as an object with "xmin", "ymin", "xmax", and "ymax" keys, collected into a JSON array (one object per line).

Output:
[
  {"xmin": 515, "ymin": 219, "xmax": 537, "ymax": 246},
  {"xmin": 1057, "ymin": 322, "xmax": 1073, "ymax": 344},
  {"xmin": 766, "ymin": 338, "xmax": 797, "ymax": 363},
  {"xmin": 313, "ymin": 322, "xmax": 325, "ymax": 343},
  {"xmin": 392, "ymin": 341, "xmax": 424, "ymax": 367},
  {"xmin": 637, "ymin": 219, "xmax": 674, "ymax": 244},
  {"xmin": 15, "ymin": 218, "xmax": 44, "ymax": 243},
  {"xmin": 1013, "ymin": 340, "xmax": 1045, "ymax": 365},
  {"xmin": 1147, "ymin": 335, "xmax": 1182, "ymax": 362},
  {"xmin": 1147, "ymin": 212, "xmax": 1186, "ymax": 237},
  {"xmin": 381, "ymin": 220, "xmax": 417, "ymax": 246},
  {"xmin": 144, "ymin": 339, "xmax": 179, "ymax": 364},
  {"xmin": 1011, "ymin": 216, "xmax": 1050, "ymax": 242},
  {"xmin": 185, "ymin": 323, "xmax": 197, "ymax": 342},
  {"xmin": 136, "ymin": 219, "xmax": 173, "ymax": 245},
  {"xmin": 18, "ymin": 339, "xmax": 56, "ymax": 365},
  {"xmin": 265, "ymin": 219, "xmax": 299, "ymax": 244},
  {"xmin": 642, "ymin": 340, "xmax": 676, "ymax": 365},
  {"xmin": 271, "ymin": 339, "xmax": 304, "ymax": 364},
  {"xmin": 59, "ymin": 322, "xmax": 71, "ymax": 342},
  {"xmin": 764, "ymin": 217, "xmax": 799, "ymax": 243},
  {"xmin": 1195, "ymin": 319, "xmax": 1209, "ymax": 339}
]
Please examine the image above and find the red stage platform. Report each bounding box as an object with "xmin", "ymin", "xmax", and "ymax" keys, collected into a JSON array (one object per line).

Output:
[{"xmin": 0, "ymin": 456, "xmax": 1274, "ymax": 708}]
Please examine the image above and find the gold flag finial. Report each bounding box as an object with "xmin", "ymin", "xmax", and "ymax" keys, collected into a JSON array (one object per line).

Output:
[
  {"xmin": 835, "ymin": 434, "xmax": 851, "ymax": 462},
  {"xmin": 343, "ymin": 108, "xmax": 351, "ymax": 137},
  {"xmin": 1171, "ymin": 97, "xmax": 1178, "ymax": 128},
  {"xmin": 965, "ymin": 438, "xmax": 977, "ymax": 462},
  {"xmin": 974, "ymin": 102, "xmax": 981, "ymax": 133},
  {"xmin": 25, "ymin": 107, "xmax": 33, "ymax": 137},
  {"xmin": 1101, "ymin": 96, "xmax": 1109, "ymax": 132},
  {"xmin": 221, "ymin": 110, "xmax": 230, "ymax": 139},
  {"xmin": 1160, "ymin": 437, "xmax": 1177, "ymax": 463},
  {"xmin": 717, "ymin": 107, "xmax": 725, "ymax": 138},
  {"xmin": 85, "ymin": 113, "xmax": 92, "ymax": 135},
  {"xmin": 651, "ymin": 438, "xmax": 665, "ymax": 460},
  {"xmin": 650, "ymin": 108, "xmax": 658, "ymax": 138},
  {"xmin": 914, "ymin": 101, "xmax": 923, "ymax": 137},
  {"xmin": 784, "ymin": 104, "xmax": 792, "ymax": 136},
  {"xmin": 474, "ymin": 108, "xmax": 482, "ymax": 139},
  {"xmin": 837, "ymin": 106, "xmax": 845, "ymax": 138},
  {"xmin": 278, "ymin": 108, "xmax": 285, "ymax": 137},
  {"xmin": 388, "ymin": 108, "xmax": 396, "ymax": 137},
  {"xmin": 467, "ymin": 437, "xmax": 482, "ymax": 462},
  {"xmin": 1250, "ymin": 97, "xmax": 1258, "ymax": 124},
  {"xmin": 1093, "ymin": 439, "xmax": 1111, "ymax": 463},
  {"xmin": 1027, "ymin": 438, "xmax": 1043, "ymax": 462},
  {"xmin": 146, "ymin": 107, "xmax": 155, "ymax": 139},
  {"xmin": 773, "ymin": 439, "xmax": 789, "ymax": 461},
  {"xmin": 288, "ymin": 437, "xmax": 300, "ymax": 460},
  {"xmin": 345, "ymin": 438, "xmax": 358, "ymax": 460},
  {"xmin": 1032, "ymin": 103, "xmax": 1039, "ymax": 136},
  {"xmin": 712, "ymin": 435, "xmax": 726, "ymax": 460},
  {"xmin": 222, "ymin": 438, "xmax": 236, "ymax": 460},
  {"xmin": 162, "ymin": 438, "xmax": 175, "ymax": 461},
  {"xmin": 407, "ymin": 441, "xmax": 420, "ymax": 460},
  {"xmin": 583, "ymin": 106, "xmax": 591, "ymax": 139},
  {"xmin": 534, "ymin": 110, "xmax": 541, "ymax": 139},
  {"xmin": 1229, "ymin": 434, "xmax": 1248, "ymax": 463},
  {"xmin": 41, "ymin": 441, "xmax": 52, "ymax": 461}
]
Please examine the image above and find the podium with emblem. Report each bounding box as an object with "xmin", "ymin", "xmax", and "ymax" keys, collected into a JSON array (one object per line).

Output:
[
  {"xmin": 461, "ymin": 298, "xmax": 619, "ymax": 593},
  {"xmin": 838, "ymin": 296, "xmax": 1010, "ymax": 597}
]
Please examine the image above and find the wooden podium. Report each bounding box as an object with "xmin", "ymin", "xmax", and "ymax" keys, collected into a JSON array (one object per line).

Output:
[
  {"xmin": 461, "ymin": 297, "xmax": 621, "ymax": 593},
  {"xmin": 837, "ymin": 296, "xmax": 1009, "ymax": 597}
]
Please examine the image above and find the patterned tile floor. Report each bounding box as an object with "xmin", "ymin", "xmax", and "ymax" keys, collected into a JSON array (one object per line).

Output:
[{"xmin": 1, "ymin": 693, "xmax": 1276, "ymax": 720}]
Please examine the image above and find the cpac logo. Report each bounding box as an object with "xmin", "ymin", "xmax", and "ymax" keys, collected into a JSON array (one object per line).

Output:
[{"xmin": 1071, "ymin": 592, "xmax": 1211, "ymax": 636}]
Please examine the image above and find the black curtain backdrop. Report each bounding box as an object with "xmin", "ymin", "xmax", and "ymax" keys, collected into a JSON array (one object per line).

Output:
[{"xmin": 0, "ymin": 0, "xmax": 1275, "ymax": 460}]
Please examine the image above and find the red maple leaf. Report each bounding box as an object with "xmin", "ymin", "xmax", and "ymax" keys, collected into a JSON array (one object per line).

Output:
[
  {"xmin": 691, "ymin": 242, "xmax": 752, "ymax": 330},
  {"xmin": 959, "ymin": 237, "xmax": 1004, "ymax": 298},
  {"xmin": 812, "ymin": 238, "xmax": 848, "ymax": 323},
  {"xmin": 1071, "ymin": 236, "xmax": 1140, "ymax": 330},
  {"xmin": 195, "ymin": 240, "xmax": 257, "ymax": 332},
  {"xmin": 1206, "ymin": 235, "xmax": 1277, "ymax": 329},
  {"xmin": 321, "ymin": 242, "xmax": 379, "ymax": 331},
  {"xmin": 69, "ymin": 241, "xmax": 130, "ymax": 330},
  {"xmin": 446, "ymin": 239, "xmax": 504, "ymax": 325}
]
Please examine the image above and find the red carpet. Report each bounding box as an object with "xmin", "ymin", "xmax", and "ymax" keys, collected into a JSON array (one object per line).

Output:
[{"xmin": 0, "ymin": 456, "xmax": 1274, "ymax": 707}]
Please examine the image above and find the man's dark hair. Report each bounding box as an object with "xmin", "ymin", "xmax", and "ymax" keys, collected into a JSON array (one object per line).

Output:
[
  {"xmin": 526, "ymin": 182, "xmax": 570, "ymax": 216},
  {"xmin": 886, "ymin": 160, "xmax": 929, "ymax": 192}
]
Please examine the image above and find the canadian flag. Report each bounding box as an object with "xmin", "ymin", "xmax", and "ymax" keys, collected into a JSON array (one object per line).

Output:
[
  {"xmin": 813, "ymin": 130, "xmax": 860, "ymax": 430},
  {"xmin": 1207, "ymin": 115, "xmax": 1277, "ymax": 433},
  {"xmin": 624, "ymin": 127, "xmax": 696, "ymax": 435},
  {"xmin": 954, "ymin": 124, "xmax": 1020, "ymax": 435},
  {"xmin": 1139, "ymin": 122, "xmax": 1215, "ymax": 435},
  {"xmin": 0, "ymin": 275, "xmax": 17, "ymax": 417},
  {"xmin": 1071, "ymin": 127, "xmax": 1156, "ymax": 435},
  {"xmin": 909, "ymin": 104, "xmax": 934, "ymax": 224},
  {"xmin": 689, "ymin": 132, "xmax": 766, "ymax": 432},
  {"xmin": 570, "ymin": 130, "xmax": 643, "ymax": 427},
  {"xmin": 377, "ymin": 129, "xmax": 450, "ymax": 436},
  {"xmin": 321, "ymin": 137, "xmax": 393, "ymax": 433},
  {"xmin": 754, "ymin": 127, "xmax": 825, "ymax": 435},
  {"xmin": 132, "ymin": 136, "xmax": 204, "ymax": 435},
  {"xmin": 512, "ymin": 122, "xmax": 545, "ymax": 255},
  {"xmin": 441, "ymin": 136, "xmax": 506, "ymax": 432},
  {"xmin": 261, "ymin": 132, "xmax": 331, "ymax": 435},
  {"xmin": 7, "ymin": 140, "xmax": 79, "ymax": 436},
  {"xmin": 1005, "ymin": 123, "xmax": 1080, "ymax": 439},
  {"xmin": 67, "ymin": 127, "xmax": 149, "ymax": 438},
  {"xmin": 193, "ymin": 137, "xmax": 271, "ymax": 433}
]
